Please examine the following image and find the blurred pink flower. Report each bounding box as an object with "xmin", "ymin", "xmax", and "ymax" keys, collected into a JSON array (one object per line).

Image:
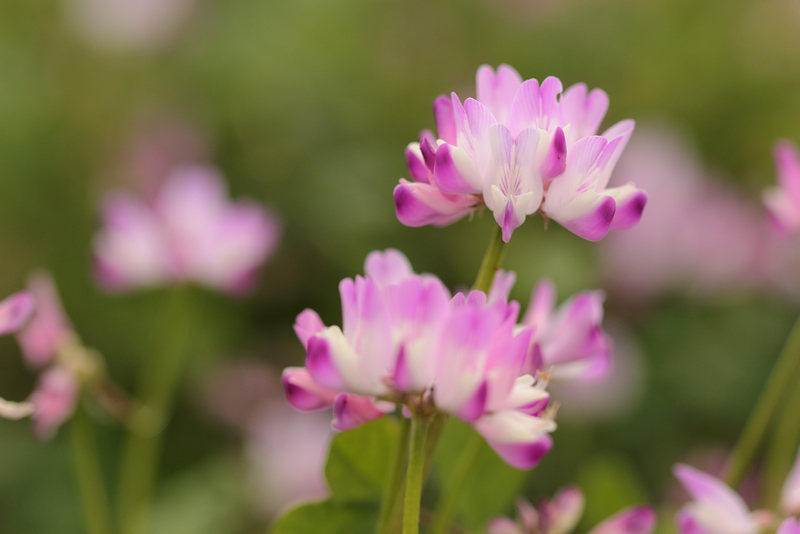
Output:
[
  {"xmin": 30, "ymin": 367, "xmax": 79, "ymax": 439},
  {"xmin": 64, "ymin": 0, "xmax": 197, "ymax": 52},
  {"xmin": 395, "ymin": 64, "xmax": 645, "ymax": 242},
  {"xmin": 284, "ymin": 249, "xmax": 555, "ymax": 469},
  {"xmin": 673, "ymin": 453, "xmax": 800, "ymax": 534},
  {"xmin": 199, "ymin": 360, "xmax": 330, "ymax": 515},
  {"xmin": 601, "ymin": 125, "xmax": 796, "ymax": 301},
  {"xmin": 0, "ymin": 273, "xmax": 82, "ymax": 438},
  {"xmin": 0, "ymin": 291, "xmax": 35, "ymax": 336},
  {"xmin": 488, "ymin": 486, "xmax": 655, "ymax": 534},
  {"xmin": 779, "ymin": 518, "xmax": 800, "ymax": 534},
  {"xmin": 764, "ymin": 140, "xmax": 800, "ymax": 235},
  {"xmin": 94, "ymin": 165, "xmax": 281, "ymax": 294},
  {"xmin": 17, "ymin": 271, "xmax": 73, "ymax": 369}
]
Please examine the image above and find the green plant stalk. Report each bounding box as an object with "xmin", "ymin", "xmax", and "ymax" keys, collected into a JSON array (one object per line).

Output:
[
  {"xmin": 377, "ymin": 417, "xmax": 412, "ymax": 534},
  {"xmin": 762, "ymin": 362, "xmax": 800, "ymax": 507},
  {"xmin": 117, "ymin": 288, "xmax": 195, "ymax": 534},
  {"xmin": 71, "ymin": 404, "xmax": 113, "ymax": 534},
  {"xmin": 430, "ymin": 433, "xmax": 483, "ymax": 534},
  {"xmin": 724, "ymin": 313, "xmax": 800, "ymax": 489},
  {"xmin": 472, "ymin": 226, "xmax": 508, "ymax": 294},
  {"xmin": 402, "ymin": 415, "xmax": 430, "ymax": 534}
]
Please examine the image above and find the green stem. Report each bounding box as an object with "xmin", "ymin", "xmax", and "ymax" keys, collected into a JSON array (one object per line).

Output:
[
  {"xmin": 762, "ymin": 361, "xmax": 800, "ymax": 507},
  {"xmin": 71, "ymin": 404, "xmax": 113, "ymax": 534},
  {"xmin": 724, "ymin": 313, "xmax": 800, "ymax": 489},
  {"xmin": 117, "ymin": 288, "xmax": 195, "ymax": 534},
  {"xmin": 430, "ymin": 433, "xmax": 483, "ymax": 534},
  {"xmin": 377, "ymin": 417, "xmax": 412, "ymax": 534},
  {"xmin": 402, "ymin": 415, "xmax": 430, "ymax": 534},
  {"xmin": 472, "ymin": 226, "xmax": 508, "ymax": 294}
]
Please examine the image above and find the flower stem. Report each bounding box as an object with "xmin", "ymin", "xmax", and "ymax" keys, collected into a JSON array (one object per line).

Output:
[
  {"xmin": 430, "ymin": 432, "xmax": 483, "ymax": 534},
  {"xmin": 724, "ymin": 313, "xmax": 800, "ymax": 489},
  {"xmin": 377, "ymin": 417, "xmax": 412, "ymax": 534},
  {"xmin": 117, "ymin": 287, "xmax": 195, "ymax": 534},
  {"xmin": 472, "ymin": 226, "xmax": 508, "ymax": 294},
  {"xmin": 71, "ymin": 403, "xmax": 113, "ymax": 534},
  {"xmin": 762, "ymin": 362, "xmax": 800, "ymax": 507},
  {"xmin": 402, "ymin": 415, "xmax": 430, "ymax": 534}
]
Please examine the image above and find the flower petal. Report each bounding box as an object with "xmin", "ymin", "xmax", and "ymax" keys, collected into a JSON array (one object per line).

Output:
[
  {"xmin": 477, "ymin": 64, "xmax": 523, "ymax": 124},
  {"xmin": 394, "ymin": 180, "xmax": 476, "ymax": 227},
  {"xmin": 0, "ymin": 291, "xmax": 35, "ymax": 336},
  {"xmin": 364, "ymin": 249, "xmax": 414, "ymax": 288},
  {"xmin": 434, "ymin": 95, "xmax": 457, "ymax": 145},
  {"xmin": 31, "ymin": 367, "xmax": 79, "ymax": 439},
  {"xmin": 485, "ymin": 434, "xmax": 553, "ymax": 470},
  {"xmin": 589, "ymin": 506, "xmax": 655, "ymax": 534},
  {"xmin": 781, "ymin": 447, "xmax": 800, "ymax": 516},
  {"xmin": 606, "ymin": 184, "xmax": 647, "ymax": 231},
  {"xmin": 331, "ymin": 394, "xmax": 392, "ymax": 431},
  {"xmin": 434, "ymin": 143, "xmax": 484, "ymax": 194},
  {"xmin": 282, "ymin": 367, "xmax": 338, "ymax": 412},
  {"xmin": 294, "ymin": 309, "xmax": 326, "ymax": 349}
]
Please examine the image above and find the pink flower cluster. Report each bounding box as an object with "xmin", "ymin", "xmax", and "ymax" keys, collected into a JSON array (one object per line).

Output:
[
  {"xmin": 674, "ymin": 454, "xmax": 800, "ymax": 534},
  {"xmin": 94, "ymin": 165, "xmax": 281, "ymax": 294},
  {"xmin": 488, "ymin": 485, "xmax": 655, "ymax": 534},
  {"xmin": 283, "ymin": 249, "xmax": 614, "ymax": 469},
  {"xmin": 394, "ymin": 64, "xmax": 646, "ymax": 242},
  {"xmin": 0, "ymin": 274, "xmax": 80, "ymax": 438}
]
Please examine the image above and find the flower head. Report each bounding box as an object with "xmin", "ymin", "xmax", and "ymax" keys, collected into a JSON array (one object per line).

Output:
[
  {"xmin": 17, "ymin": 271, "xmax": 73, "ymax": 369},
  {"xmin": 488, "ymin": 486, "xmax": 655, "ymax": 534},
  {"xmin": 283, "ymin": 249, "xmax": 555, "ymax": 468},
  {"xmin": 94, "ymin": 165, "xmax": 281, "ymax": 294},
  {"xmin": 395, "ymin": 64, "xmax": 646, "ymax": 242}
]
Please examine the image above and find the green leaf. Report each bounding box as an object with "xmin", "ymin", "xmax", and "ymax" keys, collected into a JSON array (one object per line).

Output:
[
  {"xmin": 325, "ymin": 417, "xmax": 399, "ymax": 503},
  {"xmin": 434, "ymin": 419, "xmax": 528, "ymax": 529},
  {"xmin": 270, "ymin": 500, "xmax": 377, "ymax": 534}
]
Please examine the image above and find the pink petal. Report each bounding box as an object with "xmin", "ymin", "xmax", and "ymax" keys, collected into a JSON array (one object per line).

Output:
[
  {"xmin": 606, "ymin": 185, "xmax": 647, "ymax": 231},
  {"xmin": 486, "ymin": 435, "xmax": 553, "ymax": 470},
  {"xmin": 476, "ymin": 64, "xmax": 523, "ymax": 124},
  {"xmin": 0, "ymin": 292, "xmax": 35, "ymax": 336},
  {"xmin": 506, "ymin": 78, "xmax": 541, "ymax": 137},
  {"xmin": 433, "ymin": 143, "xmax": 483, "ymax": 194},
  {"xmin": 364, "ymin": 249, "xmax": 414, "ymax": 288},
  {"xmin": 393, "ymin": 180, "xmax": 476, "ymax": 227},
  {"xmin": 306, "ymin": 335, "xmax": 348, "ymax": 391},
  {"xmin": 673, "ymin": 464, "xmax": 757, "ymax": 534},
  {"xmin": 454, "ymin": 380, "xmax": 488, "ymax": 422},
  {"xmin": 588, "ymin": 505, "xmax": 655, "ymax": 534},
  {"xmin": 542, "ymin": 127, "xmax": 567, "ymax": 180},
  {"xmin": 549, "ymin": 191, "xmax": 617, "ymax": 242},
  {"xmin": 561, "ymin": 83, "xmax": 609, "ymax": 143},
  {"xmin": 294, "ymin": 309, "xmax": 326, "ymax": 349},
  {"xmin": 675, "ymin": 509, "xmax": 715, "ymax": 534},
  {"xmin": 540, "ymin": 485, "xmax": 585, "ymax": 534},
  {"xmin": 31, "ymin": 367, "xmax": 79, "ymax": 439},
  {"xmin": 434, "ymin": 95, "xmax": 457, "ymax": 145},
  {"xmin": 405, "ymin": 143, "xmax": 430, "ymax": 182},
  {"xmin": 781, "ymin": 447, "xmax": 800, "ymax": 516},
  {"xmin": 774, "ymin": 140, "xmax": 800, "ymax": 203},
  {"xmin": 331, "ymin": 394, "xmax": 392, "ymax": 431},
  {"xmin": 488, "ymin": 270, "xmax": 517, "ymax": 304},
  {"xmin": 17, "ymin": 272, "xmax": 73, "ymax": 368},
  {"xmin": 282, "ymin": 367, "xmax": 338, "ymax": 412},
  {"xmin": 778, "ymin": 518, "xmax": 800, "ymax": 534},
  {"xmin": 487, "ymin": 517, "xmax": 524, "ymax": 534}
]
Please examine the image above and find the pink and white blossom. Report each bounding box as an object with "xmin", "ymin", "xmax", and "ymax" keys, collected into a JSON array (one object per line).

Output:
[
  {"xmin": 94, "ymin": 165, "xmax": 281, "ymax": 294},
  {"xmin": 764, "ymin": 140, "xmax": 800, "ymax": 235},
  {"xmin": 488, "ymin": 486, "xmax": 655, "ymax": 534},
  {"xmin": 283, "ymin": 249, "xmax": 555, "ymax": 469},
  {"xmin": 394, "ymin": 64, "xmax": 645, "ymax": 242},
  {"xmin": 673, "ymin": 464, "xmax": 772, "ymax": 534}
]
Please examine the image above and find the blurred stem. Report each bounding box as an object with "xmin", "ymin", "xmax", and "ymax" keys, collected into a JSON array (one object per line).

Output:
[
  {"xmin": 724, "ymin": 313, "xmax": 800, "ymax": 489},
  {"xmin": 117, "ymin": 287, "xmax": 196, "ymax": 534},
  {"xmin": 402, "ymin": 415, "xmax": 430, "ymax": 534},
  {"xmin": 71, "ymin": 403, "xmax": 113, "ymax": 534},
  {"xmin": 763, "ymin": 363, "xmax": 800, "ymax": 507},
  {"xmin": 430, "ymin": 433, "xmax": 482, "ymax": 534},
  {"xmin": 377, "ymin": 417, "xmax": 412, "ymax": 534},
  {"xmin": 472, "ymin": 226, "xmax": 508, "ymax": 294}
]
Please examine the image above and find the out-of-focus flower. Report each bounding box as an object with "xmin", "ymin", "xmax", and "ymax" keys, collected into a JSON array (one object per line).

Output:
[
  {"xmin": 395, "ymin": 64, "xmax": 645, "ymax": 242},
  {"xmin": 64, "ymin": 0, "xmax": 197, "ymax": 53},
  {"xmin": 283, "ymin": 249, "xmax": 555, "ymax": 469},
  {"xmin": 94, "ymin": 165, "xmax": 281, "ymax": 294},
  {"xmin": 764, "ymin": 140, "xmax": 800, "ymax": 235},
  {"xmin": 673, "ymin": 454, "xmax": 800, "ymax": 534},
  {"xmin": 200, "ymin": 360, "xmax": 330, "ymax": 516},
  {"xmin": 30, "ymin": 367, "xmax": 79, "ymax": 439},
  {"xmin": 17, "ymin": 272, "xmax": 73, "ymax": 369},
  {"xmin": 601, "ymin": 125, "xmax": 797, "ymax": 301},
  {"xmin": 488, "ymin": 486, "xmax": 655, "ymax": 534},
  {"xmin": 0, "ymin": 291, "xmax": 35, "ymax": 336},
  {"xmin": 779, "ymin": 517, "xmax": 800, "ymax": 534}
]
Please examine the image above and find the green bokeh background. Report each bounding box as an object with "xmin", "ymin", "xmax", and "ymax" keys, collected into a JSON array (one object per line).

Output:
[{"xmin": 1, "ymin": 0, "xmax": 799, "ymax": 532}]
